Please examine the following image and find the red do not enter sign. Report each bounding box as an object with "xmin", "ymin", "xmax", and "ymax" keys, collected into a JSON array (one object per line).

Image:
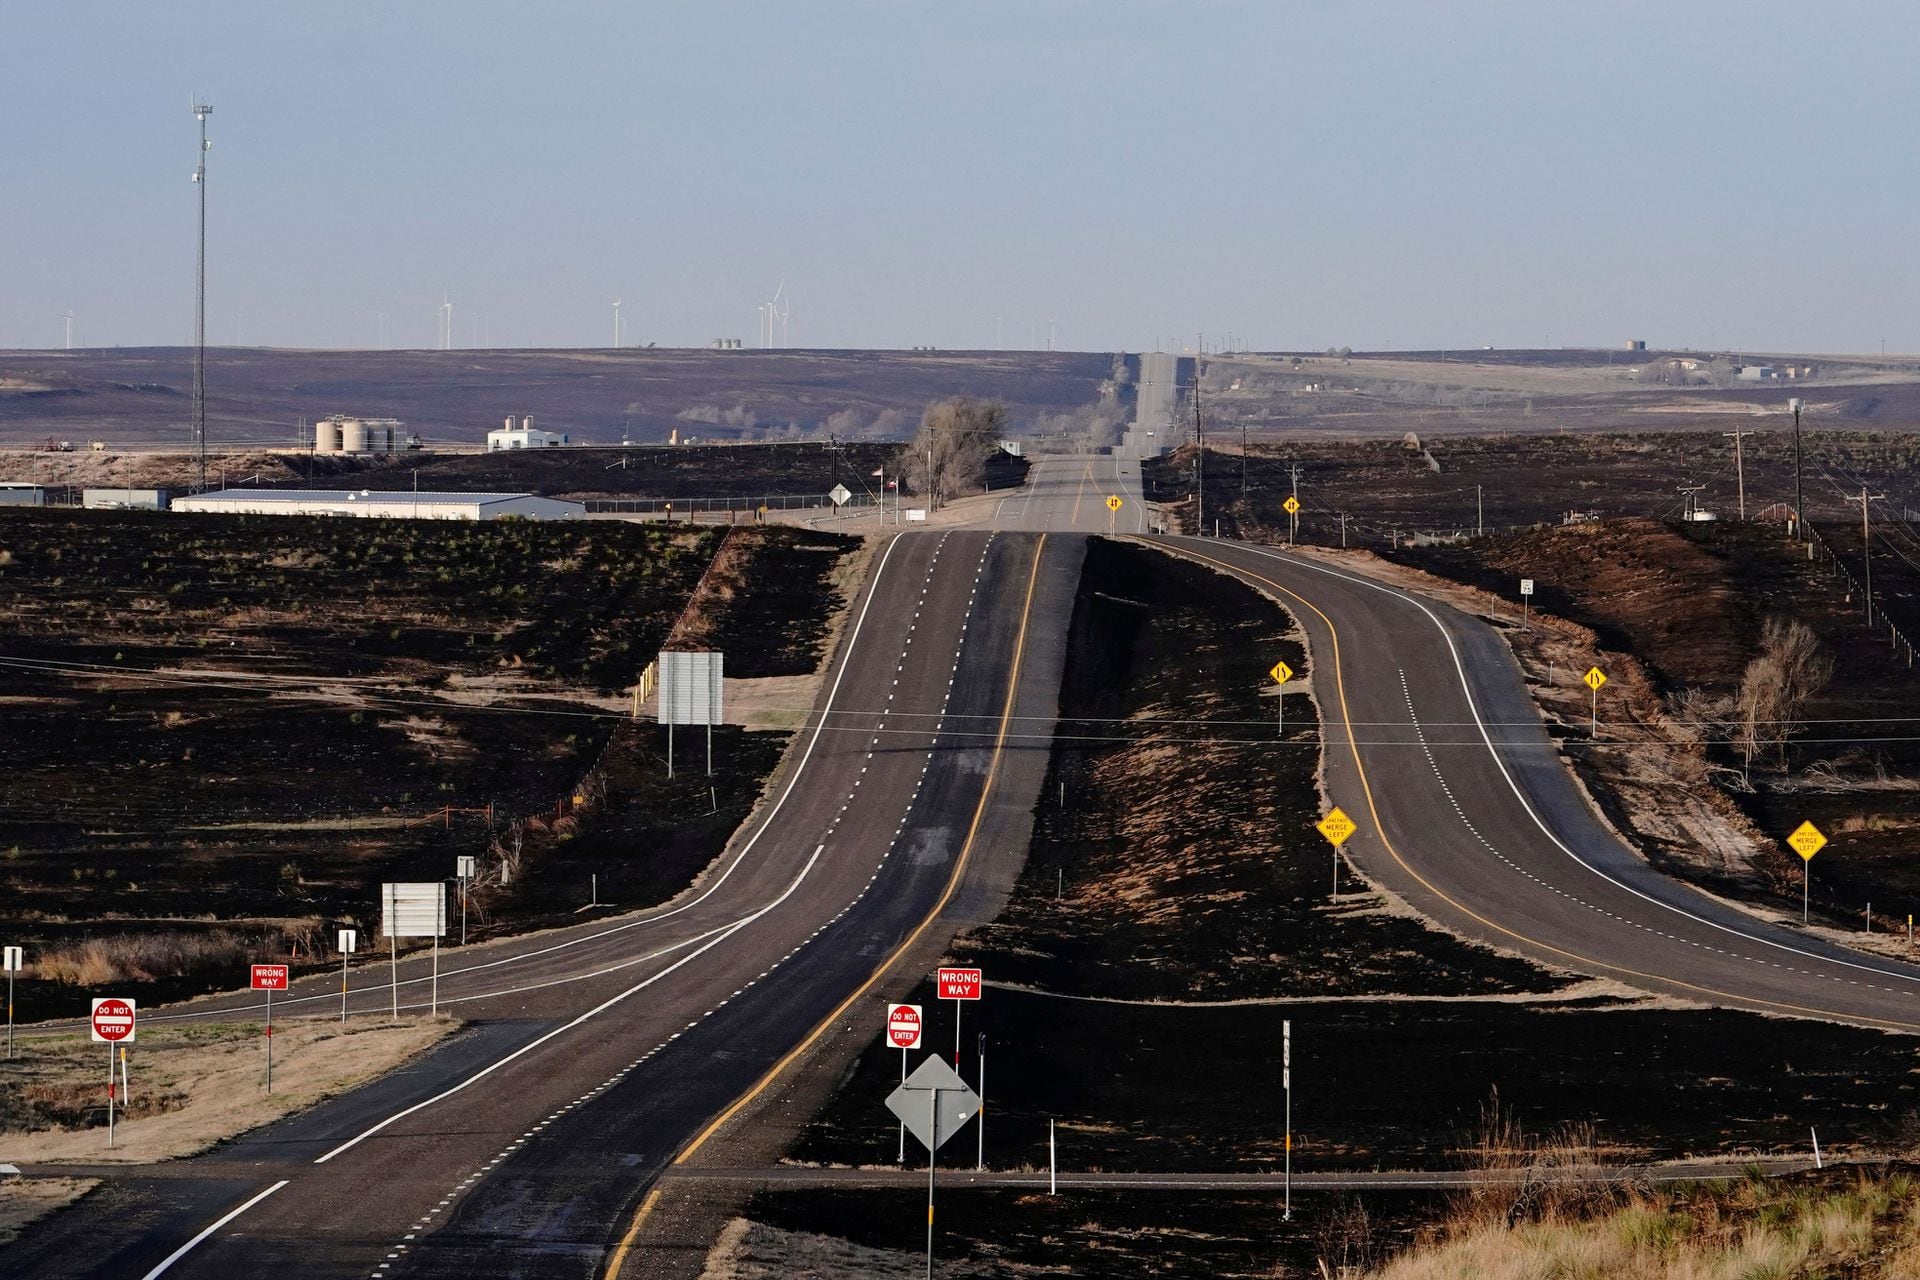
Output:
[
  {"xmin": 886, "ymin": 1003, "xmax": 922, "ymax": 1050},
  {"xmin": 91, "ymin": 997, "xmax": 137, "ymax": 1043}
]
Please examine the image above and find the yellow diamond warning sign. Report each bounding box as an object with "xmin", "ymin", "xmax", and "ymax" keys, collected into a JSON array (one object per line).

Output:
[
  {"xmin": 1106, "ymin": 495, "xmax": 1123, "ymax": 511},
  {"xmin": 1787, "ymin": 820, "xmax": 1827, "ymax": 862},
  {"xmin": 1283, "ymin": 496, "xmax": 1301, "ymax": 515},
  {"xmin": 1269, "ymin": 660, "xmax": 1294, "ymax": 686},
  {"xmin": 1317, "ymin": 807, "xmax": 1356, "ymax": 847},
  {"xmin": 1583, "ymin": 667, "xmax": 1607, "ymax": 691}
]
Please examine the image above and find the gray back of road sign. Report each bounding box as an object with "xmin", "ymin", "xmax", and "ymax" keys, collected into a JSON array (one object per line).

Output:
[
  {"xmin": 381, "ymin": 882, "xmax": 446, "ymax": 939},
  {"xmin": 886, "ymin": 1054, "xmax": 979, "ymax": 1153},
  {"xmin": 455, "ymin": 855, "xmax": 476, "ymax": 880},
  {"xmin": 657, "ymin": 650, "xmax": 724, "ymax": 726}
]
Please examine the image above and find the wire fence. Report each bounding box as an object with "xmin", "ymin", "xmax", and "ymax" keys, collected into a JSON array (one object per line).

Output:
[{"xmin": 1800, "ymin": 521, "xmax": 1917, "ymax": 671}]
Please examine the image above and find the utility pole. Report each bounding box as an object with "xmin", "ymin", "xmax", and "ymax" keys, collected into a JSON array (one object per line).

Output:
[
  {"xmin": 1855, "ymin": 486, "xmax": 1888, "ymax": 626},
  {"xmin": 1338, "ymin": 511, "xmax": 1349, "ymax": 548},
  {"xmin": 1241, "ymin": 417, "xmax": 1249, "ymax": 501},
  {"xmin": 1724, "ymin": 429, "xmax": 1754, "ymax": 520},
  {"xmin": 1789, "ymin": 397, "xmax": 1806, "ymax": 537},
  {"xmin": 191, "ymin": 101, "xmax": 213, "ymax": 493},
  {"xmin": 1192, "ymin": 363, "xmax": 1205, "ymax": 536},
  {"xmin": 1476, "ymin": 484, "xmax": 1484, "ymax": 537}
]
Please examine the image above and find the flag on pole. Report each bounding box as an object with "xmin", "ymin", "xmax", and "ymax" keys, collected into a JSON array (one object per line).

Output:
[{"xmin": 870, "ymin": 468, "xmax": 884, "ymax": 477}]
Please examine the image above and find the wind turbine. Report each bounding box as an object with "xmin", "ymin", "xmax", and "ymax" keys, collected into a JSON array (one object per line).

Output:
[
  {"xmin": 612, "ymin": 300, "xmax": 623, "ymax": 349},
  {"xmin": 63, "ymin": 310, "xmax": 74, "ymax": 350},
  {"xmin": 440, "ymin": 298, "xmax": 453, "ymax": 350},
  {"xmin": 765, "ymin": 279, "xmax": 786, "ymax": 348}
]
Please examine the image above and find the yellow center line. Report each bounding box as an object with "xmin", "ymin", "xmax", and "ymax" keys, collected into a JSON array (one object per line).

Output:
[
  {"xmin": 1067, "ymin": 456, "xmax": 1093, "ymax": 528},
  {"xmin": 1161, "ymin": 540, "xmax": 1920, "ymax": 1035},
  {"xmin": 603, "ymin": 533, "xmax": 1052, "ymax": 1278}
]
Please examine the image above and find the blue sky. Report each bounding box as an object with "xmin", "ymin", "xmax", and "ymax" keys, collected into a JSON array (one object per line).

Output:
[{"xmin": 5, "ymin": 2, "xmax": 1917, "ymax": 353}]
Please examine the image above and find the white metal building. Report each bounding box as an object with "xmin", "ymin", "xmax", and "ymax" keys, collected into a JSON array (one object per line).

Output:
[
  {"xmin": 487, "ymin": 415, "xmax": 568, "ymax": 451},
  {"xmin": 83, "ymin": 488, "xmax": 170, "ymax": 510},
  {"xmin": 171, "ymin": 488, "xmax": 585, "ymax": 521},
  {"xmin": 0, "ymin": 483, "xmax": 47, "ymax": 507}
]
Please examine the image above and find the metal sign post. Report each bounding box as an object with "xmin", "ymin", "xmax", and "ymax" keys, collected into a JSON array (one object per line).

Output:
[
  {"xmin": 1520, "ymin": 577, "xmax": 1533, "ymax": 624},
  {"xmin": 381, "ymin": 882, "xmax": 448, "ymax": 1019},
  {"xmin": 1283, "ymin": 1019, "xmax": 1293, "ymax": 1222},
  {"xmin": 886, "ymin": 1055, "xmax": 980, "ymax": 1280},
  {"xmin": 455, "ymin": 856, "xmax": 476, "ymax": 946},
  {"xmin": 658, "ymin": 650, "xmax": 725, "ymax": 780},
  {"xmin": 90, "ymin": 998, "xmax": 136, "ymax": 1148},
  {"xmin": 1269, "ymin": 661, "xmax": 1294, "ymax": 740},
  {"xmin": 936, "ymin": 967, "xmax": 982, "ymax": 1068},
  {"xmin": 1788, "ymin": 821, "xmax": 1827, "ymax": 924},
  {"xmin": 977, "ymin": 1033, "xmax": 986, "ymax": 1172},
  {"xmin": 1317, "ymin": 808, "xmax": 1356, "ymax": 901},
  {"xmin": 337, "ymin": 929, "xmax": 357, "ymax": 1023},
  {"xmin": 250, "ymin": 965, "xmax": 289, "ymax": 1093},
  {"xmin": 1584, "ymin": 666, "xmax": 1606, "ymax": 738},
  {"xmin": 886, "ymin": 1003, "xmax": 923, "ymax": 1163},
  {"xmin": 3, "ymin": 945, "xmax": 20, "ymax": 1058}
]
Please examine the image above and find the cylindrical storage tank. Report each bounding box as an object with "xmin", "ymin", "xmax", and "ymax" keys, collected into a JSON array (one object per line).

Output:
[
  {"xmin": 504, "ymin": 415, "xmax": 516, "ymax": 431},
  {"xmin": 521, "ymin": 415, "xmax": 533, "ymax": 431},
  {"xmin": 314, "ymin": 417, "xmax": 341, "ymax": 454},
  {"xmin": 341, "ymin": 419, "xmax": 369, "ymax": 454}
]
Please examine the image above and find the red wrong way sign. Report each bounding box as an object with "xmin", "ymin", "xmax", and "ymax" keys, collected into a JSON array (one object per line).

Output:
[
  {"xmin": 936, "ymin": 967, "xmax": 982, "ymax": 1001},
  {"xmin": 250, "ymin": 964, "xmax": 290, "ymax": 991},
  {"xmin": 90, "ymin": 997, "xmax": 137, "ymax": 1043},
  {"xmin": 886, "ymin": 1003, "xmax": 923, "ymax": 1050}
]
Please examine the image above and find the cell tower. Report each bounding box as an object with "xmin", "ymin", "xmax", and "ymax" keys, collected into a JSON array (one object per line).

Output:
[{"xmin": 191, "ymin": 100, "xmax": 213, "ymax": 492}]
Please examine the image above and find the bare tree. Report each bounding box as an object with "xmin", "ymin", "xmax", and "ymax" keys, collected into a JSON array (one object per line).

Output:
[
  {"xmin": 1733, "ymin": 653, "xmax": 1783, "ymax": 783},
  {"xmin": 1761, "ymin": 615, "xmax": 1833, "ymax": 764},
  {"xmin": 1732, "ymin": 616, "xmax": 1834, "ymax": 776},
  {"xmin": 900, "ymin": 397, "xmax": 1007, "ymax": 509}
]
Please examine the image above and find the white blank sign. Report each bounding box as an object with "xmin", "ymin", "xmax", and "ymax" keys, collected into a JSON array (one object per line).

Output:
[
  {"xmin": 381, "ymin": 883, "xmax": 447, "ymax": 939},
  {"xmin": 657, "ymin": 650, "xmax": 724, "ymax": 726}
]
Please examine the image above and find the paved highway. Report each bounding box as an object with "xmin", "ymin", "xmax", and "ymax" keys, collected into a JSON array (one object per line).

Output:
[
  {"xmin": 1156, "ymin": 536, "xmax": 1920, "ymax": 1031},
  {"xmin": 993, "ymin": 451, "xmax": 1147, "ymax": 534},
  {"xmin": 6, "ymin": 529, "xmax": 1082, "ymax": 1279}
]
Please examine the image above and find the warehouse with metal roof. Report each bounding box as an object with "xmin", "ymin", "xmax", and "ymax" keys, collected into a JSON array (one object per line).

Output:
[{"xmin": 170, "ymin": 488, "xmax": 585, "ymax": 521}]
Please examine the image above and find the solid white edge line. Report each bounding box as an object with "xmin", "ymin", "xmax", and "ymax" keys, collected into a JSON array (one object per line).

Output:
[
  {"xmin": 312, "ymin": 846, "xmax": 824, "ymax": 1165},
  {"xmin": 1200, "ymin": 537, "xmax": 1920, "ymax": 989},
  {"xmin": 139, "ymin": 1180, "xmax": 289, "ymax": 1280},
  {"xmin": 137, "ymin": 534, "xmax": 914, "ymax": 1028}
]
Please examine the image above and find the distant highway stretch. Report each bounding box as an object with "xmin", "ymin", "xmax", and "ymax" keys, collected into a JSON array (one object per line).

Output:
[
  {"xmin": 1157, "ymin": 536, "xmax": 1920, "ymax": 1032},
  {"xmin": 6, "ymin": 528, "xmax": 1082, "ymax": 1279}
]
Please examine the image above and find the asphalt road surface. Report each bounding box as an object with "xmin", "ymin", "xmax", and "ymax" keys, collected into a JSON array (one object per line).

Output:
[
  {"xmin": 5, "ymin": 528, "xmax": 1081, "ymax": 1279},
  {"xmin": 1157, "ymin": 536, "xmax": 1920, "ymax": 1032},
  {"xmin": 992, "ymin": 452, "xmax": 1146, "ymax": 535}
]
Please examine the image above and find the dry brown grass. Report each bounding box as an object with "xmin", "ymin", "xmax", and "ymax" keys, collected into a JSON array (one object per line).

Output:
[
  {"xmin": 32, "ymin": 920, "xmax": 328, "ymax": 986},
  {"xmin": 1371, "ymin": 1171, "xmax": 1920, "ymax": 1280},
  {"xmin": 0, "ymin": 1015, "xmax": 455, "ymax": 1164},
  {"xmin": 1361, "ymin": 1100, "xmax": 1920, "ymax": 1280}
]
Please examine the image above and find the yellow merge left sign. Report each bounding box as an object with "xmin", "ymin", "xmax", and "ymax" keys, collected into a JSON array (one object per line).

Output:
[
  {"xmin": 1787, "ymin": 821, "xmax": 1827, "ymax": 861},
  {"xmin": 1269, "ymin": 660, "xmax": 1294, "ymax": 686},
  {"xmin": 1317, "ymin": 807, "xmax": 1357, "ymax": 847}
]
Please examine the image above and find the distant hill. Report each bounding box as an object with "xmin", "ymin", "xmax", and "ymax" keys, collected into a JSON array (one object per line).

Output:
[{"xmin": 0, "ymin": 346, "xmax": 1125, "ymax": 449}]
